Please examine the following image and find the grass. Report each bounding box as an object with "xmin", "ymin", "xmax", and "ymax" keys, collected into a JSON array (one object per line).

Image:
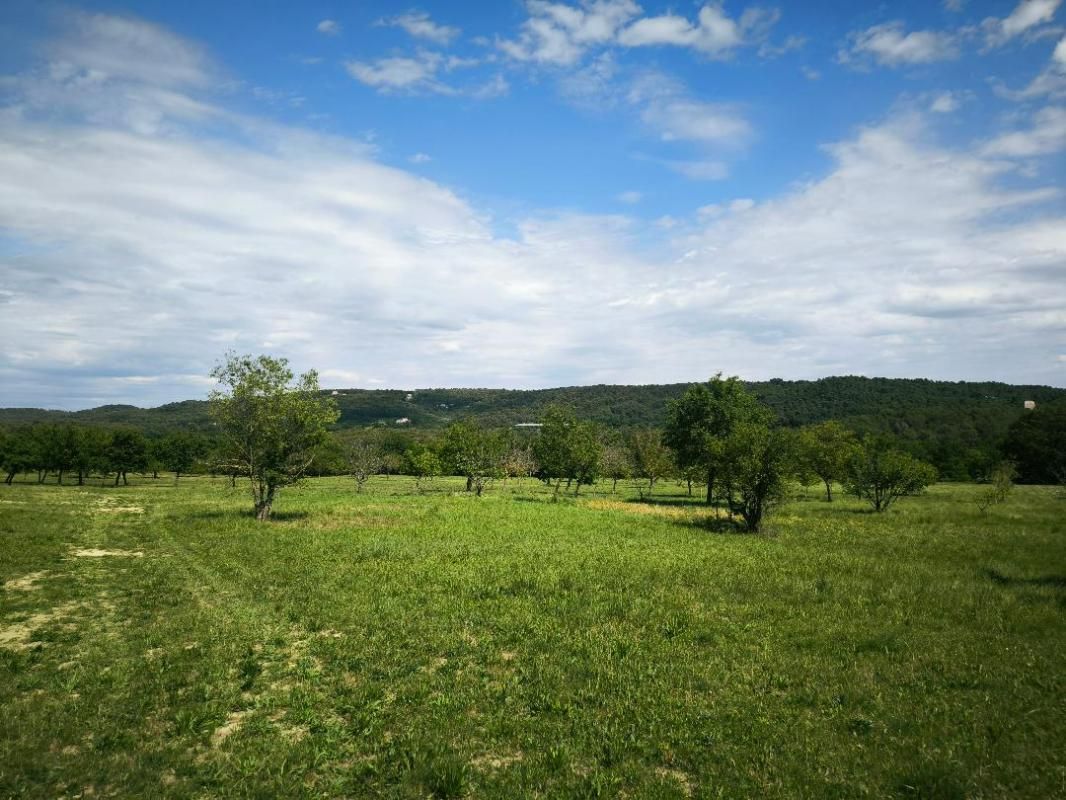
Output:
[{"xmin": 0, "ymin": 475, "xmax": 1064, "ymax": 798}]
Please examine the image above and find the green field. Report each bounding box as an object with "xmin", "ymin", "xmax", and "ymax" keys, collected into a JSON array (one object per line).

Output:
[{"xmin": 1, "ymin": 477, "xmax": 1063, "ymax": 799}]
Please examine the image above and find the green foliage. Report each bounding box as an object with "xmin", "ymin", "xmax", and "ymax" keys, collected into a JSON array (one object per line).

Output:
[
  {"xmin": 720, "ymin": 423, "xmax": 794, "ymax": 532},
  {"xmin": 439, "ymin": 421, "xmax": 506, "ymax": 496},
  {"xmin": 1003, "ymin": 403, "xmax": 1066, "ymax": 484},
  {"xmin": 157, "ymin": 431, "xmax": 207, "ymax": 479},
  {"xmin": 403, "ymin": 445, "xmax": 442, "ymax": 491},
  {"xmin": 795, "ymin": 420, "xmax": 859, "ymax": 501},
  {"xmin": 663, "ymin": 375, "xmax": 772, "ymax": 503},
  {"xmin": 105, "ymin": 429, "xmax": 148, "ymax": 486},
  {"xmin": 533, "ymin": 406, "xmax": 602, "ymax": 496},
  {"xmin": 209, "ymin": 354, "xmax": 339, "ymax": 519},
  {"xmin": 845, "ymin": 439, "xmax": 938, "ymax": 512},
  {"xmin": 628, "ymin": 428, "xmax": 672, "ymax": 492},
  {"xmin": 976, "ymin": 462, "xmax": 1016, "ymax": 513}
]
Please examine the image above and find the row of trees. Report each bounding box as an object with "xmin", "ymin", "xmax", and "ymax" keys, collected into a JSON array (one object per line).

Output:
[
  {"xmin": 9, "ymin": 356, "xmax": 1040, "ymax": 530},
  {"xmin": 0, "ymin": 425, "xmax": 208, "ymax": 486}
]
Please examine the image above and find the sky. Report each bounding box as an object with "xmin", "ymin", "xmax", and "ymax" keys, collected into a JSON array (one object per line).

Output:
[{"xmin": 0, "ymin": 0, "xmax": 1064, "ymax": 409}]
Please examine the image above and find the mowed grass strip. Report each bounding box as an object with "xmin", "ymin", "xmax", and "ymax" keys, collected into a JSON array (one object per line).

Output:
[{"xmin": 0, "ymin": 477, "xmax": 1063, "ymax": 798}]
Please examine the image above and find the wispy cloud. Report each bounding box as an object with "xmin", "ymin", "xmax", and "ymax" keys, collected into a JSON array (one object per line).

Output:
[
  {"xmin": 316, "ymin": 19, "xmax": 341, "ymax": 36},
  {"xmin": 380, "ymin": 11, "xmax": 460, "ymax": 45},
  {"xmin": 840, "ymin": 21, "xmax": 959, "ymax": 67}
]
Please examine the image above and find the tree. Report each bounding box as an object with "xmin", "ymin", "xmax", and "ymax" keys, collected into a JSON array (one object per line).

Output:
[
  {"xmin": 629, "ymin": 429, "xmax": 672, "ymax": 495},
  {"xmin": 209, "ymin": 354, "xmax": 339, "ymax": 520},
  {"xmin": 1, "ymin": 428, "xmax": 39, "ymax": 485},
  {"xmin": 532, "ymin": 406, "xmax": 601, "ymax": 497},
  {"xmin": 347, "ymin": 438, "xmax": 382, "ymax": 493},
  {"xmin": 599, "ymin": 443, "xmax": 632, "ymax": 493},
  {"xmin": 1003, "ymin": 403, "xmax": 1066, "ymax": 484},
  {"xmin": 71, "ymin": 427, "xmax": 109, "ymax": 485},
  {"xmin": 106, "ymin": 429, "xmax": 149, "ymax": 486},
  {"xmin": 719, "ymin": 423, "xmax": 793, "ymax": 532},
  {"xmin": 439, "ymin": 421, "xmax": 505, "ymax": 496},
  {"xmin": 845, "ymin": 439, "xmax": 937, "ymax": 512},
  {"xmin": 158, "ymin": 431, "xmax": 206, "ymax": 480},
  {"xmin": 501, "ymin": 445, "xmax": 537, "ymax": 482},
  {"xmin": 795, "ymin": 420, "xmax": 858, "ymax": 502},
  {"xmin": 976, "ymin": 461, "xmax": 1016, "ymax": 514},
  {"xmin": 663, "ymin": 375, "xmax": 771, "ymax": 505},
  {"xmin": 404, "ymin": 445, "xmax": 441, "ymax": 492}
]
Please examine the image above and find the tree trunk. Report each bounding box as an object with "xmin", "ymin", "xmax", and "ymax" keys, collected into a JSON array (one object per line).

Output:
[
  {"xmin": 466, "ymin": 475, "xmax": 473, "ymax": 492},
  {"xmin": 705, "ymin": 469, "xmax": 715, "ymax": 505},
  {"xmin": 687, "ymin": 478, "xmax": 693, "ymax": 496},
  {"xmin": 122, "ymin": 471, "xmax": 128, "ymax": 486},
  {"xmin": 77, "ymin": 471, "xmax": 84, "ymax": 486},
  {"xmin": 57, "ymin": 469, "xmax": 64, "ymax": 485},
  {"xmin": 612, "ymin": 477, "xmax": 618, "ymax": 493},
  {"xmin": 114, "ymin": 472, "xmax": 120, "ymax": 487},
  {"xmin": 824, "ymin": 479, "xmax": 833, "ymax": 502},
  {"xmin": 5, "ymin": 471, "xmax": 15, "ymax": 485},
  {"xmin": 37, "ymin": 470, "xmax": 45, "ymax": 484},
  {"xmin": 255, "ymin": 485, "xmax": 275, "ymax": 521}
]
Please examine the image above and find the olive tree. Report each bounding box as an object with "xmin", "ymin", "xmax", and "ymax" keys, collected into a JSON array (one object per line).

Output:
[{"xmin": 209, "ymin": 354, "xmax": 339, "ymax": 520}]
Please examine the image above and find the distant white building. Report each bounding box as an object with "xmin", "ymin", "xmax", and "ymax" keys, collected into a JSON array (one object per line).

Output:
[
  {"xmin": 331, "ymin": 390, "xmax": 339, "ymax": 396},
  {"xmin": 1024, "ymin": 400, "xmax": 1036, "ymax": 410},
  {"xmin": 405, "ymin": 393, "xmax": 413, "ymax": 402},
  {"xmin": 396, "ymin": 417, "xmax": 411, "ymax": 425},
  {"xmin": 514, "ymin": 423, "xmax": 542, "ymax": 428}
]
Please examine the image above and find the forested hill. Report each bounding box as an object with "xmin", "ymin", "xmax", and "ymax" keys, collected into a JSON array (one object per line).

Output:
[{"xmin": 2, "ymin": 376, "xmax": 1061, "ymax": 434}]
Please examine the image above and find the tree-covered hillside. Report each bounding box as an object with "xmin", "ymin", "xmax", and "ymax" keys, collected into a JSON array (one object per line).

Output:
[{"xmin": 2, "ymin": 376, "xmax": 1060, "ymax": 433}]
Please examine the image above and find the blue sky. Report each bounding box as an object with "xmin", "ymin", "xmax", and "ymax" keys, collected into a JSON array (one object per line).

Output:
[{"xmin": 0, "ymin": 1, "xmax": 1063, "ymax": 408}]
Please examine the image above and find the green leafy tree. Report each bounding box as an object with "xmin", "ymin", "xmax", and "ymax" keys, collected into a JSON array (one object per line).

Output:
[
  {"xmin": 404, "ymin": 445, "xmax": 442, "ymax": 492},
  {"xmin": 439, "ymin": 421, "xmax": 505, "ymax": 496},
  {"xmin": 1003, "ymin": 403, "xmax": 1066, "ymax": 484},
  {"xmin": 663, "ymin": 375, "xmax": 771, "ymax": 505},
  {"xmin": 719, "ymin": 423, "xmax": 794, "ymax": 532},
  {"xmin": 1, "ymin": 428, "xmax": 39, "ymax": 485},
  {"xmin": 976, "ymin": 461, "xmax": 1016, "ymax": 513},
  {"xmin": 158, "ymin": 431, "xmax": 207, "ymax": 480},
  {"xmin": 533, "ymin": 406, "xmax": 602, "ymax": 497},
  {"xmin": 106, "ymin": 429, "xmax": 149, "ymax": 486},
  {"xmin": 795, "ymin": 420, "xmax": 858, "ymax": 502},
  {"xmin": 845, "ymin": 439, "xmax": 937, "ymax": 512},
  {"xmin": 71, "ymin": 427, "xmax": 109, "ymax": 485},
  {"xmin": 629, "ymin": 428, "xmax": 673, "ymax": 494},
  {"xmin": 209, "ymin": 354, "xmax": 339, "ymax": 520},
  {"xmin": 600, "ymin": 443, "xmax": 632, "ymax": 493}
]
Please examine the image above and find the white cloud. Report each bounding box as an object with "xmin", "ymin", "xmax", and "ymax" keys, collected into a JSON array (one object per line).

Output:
[
  {"xmin": 930, "ymin": 91, "xmax": 962, "ymax": 112},
  {"xmin": 617, "ymin": 190, "xmax": 641, "ymax": 204},
  {"xmin": 409, "ymin": 152, "xmax": 432, "ymax": 164},
  {"xmin": 981, "ymin": 105, "xmax": 1066, "ymax": 156},
  {"xmin": 345, "ymin": 54, "xmax": 447, "ymax": 92},
  {"xmin": 617, "ymin": 4, "xmax": 781, "ymax": 58},
  {"xmin": 48, "ymin": 11, "xmax": 213, "ymax": 87},
  {"xmin": 381, "ymin": 11, "xmax": 460, "ymax": 45},
  {"xmin": 498, "ymin": 0, "xmax": 641, "ymax": 65},
  {"xmin": 316, "ymin": 19, "xmax": 341, "ymax": 36},
  {"xmin": 983, "ymin": 0, "xmax": 1062, "ymax": 48},
  {"xmin": 1, "ymin": 13, "xmax": 1064, "ymax": 407},
  {"xmin": 841, "ymin": 22, "xmax": 959, "ymax": 67}
]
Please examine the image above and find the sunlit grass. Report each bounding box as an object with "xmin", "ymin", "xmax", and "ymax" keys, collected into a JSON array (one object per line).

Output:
[{"xmin": 1, "ymin": 475, "xmax": 1063, "ymax": 798}]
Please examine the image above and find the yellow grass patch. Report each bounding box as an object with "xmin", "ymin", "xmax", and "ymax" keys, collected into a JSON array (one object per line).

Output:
[
  {"xmin": 0, "ymin": 602, "xmax": 81, "ymax": 650},
  {"xmin": 3, "ymin": 570, "xmax": 50, "ymax": 591},
  {"xmin": 584, "ymin": 499, "xmax": 693, "ymax": 519}
]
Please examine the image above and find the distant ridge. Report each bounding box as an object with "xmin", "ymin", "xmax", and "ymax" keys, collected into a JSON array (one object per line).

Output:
[{"xmin": 1, "ymin": 376, "xmax": 1062, "ymax": 435}]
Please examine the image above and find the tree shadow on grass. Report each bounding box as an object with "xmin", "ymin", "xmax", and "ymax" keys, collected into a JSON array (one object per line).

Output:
[
  {"xmin": 185, "ymin": 508, "xmax": 311, "ymax": 522},
  {"xmin": 984, "ymin": 568, "xmax": 1066, "ymax": 589},
  {"xmin": 678, "ymin": 515, "xmax": 750, "ymax": 535}
]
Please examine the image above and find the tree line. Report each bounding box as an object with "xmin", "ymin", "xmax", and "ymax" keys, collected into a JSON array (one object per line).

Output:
[{"xmin": 3, "ymin": 356, "xmax": 1062, "ymax": 528}]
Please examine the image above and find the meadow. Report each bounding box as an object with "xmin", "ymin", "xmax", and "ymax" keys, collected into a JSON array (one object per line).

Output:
[{"xmin": 0, "ymin": 476, "xmax": 1063, "ymax": 799}]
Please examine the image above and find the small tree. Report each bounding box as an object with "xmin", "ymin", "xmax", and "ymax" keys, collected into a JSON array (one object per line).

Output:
[
  {"xmin": 629, "ymin": 428, "xmax": 673, "ymax": 495},
  {"xmin": 347, "ymin": 438, "xmax": 382, "ymax": 493},
  {"xmin": 404, "ymin": 445, "xmax": 441, "ymax": 492},
  {"xmin": 159, "ymin": 431, "xmax": 206, "ymax": 481},
  {"xmin": 845, "ymin": 440, "xmax": 937, "ymax": 512},
  {"xmin": 106, "ymin": 429, "xmax": 149, "ymax": 486},
  {"xmin": 600, "ymin": 444, "xmax": 632, "ymax": 493},
  {"xmin": 720, "ymin": 423, "xmax": 793, "ymax": 532},
  {"xmin": 2, "ymin": 428, "xmax": 39, "ymax": 485},
  {"xmin": 439, "ymin": 421, "xmax": 505, "ymax": 496},
  {"xmin": 795, "ymin": 420, "xmax": 857, "ymax": 502},
  {"xmin": 209, "ymin": 354, "xmax": 339, "ymax": 520},
  {"xmin": 976, "ymin": 461, "xmax": 1016, "ymax": 513},
  {"xmin": 533, "ymin": 406, "xmax": 601, "ymax": 497}
]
